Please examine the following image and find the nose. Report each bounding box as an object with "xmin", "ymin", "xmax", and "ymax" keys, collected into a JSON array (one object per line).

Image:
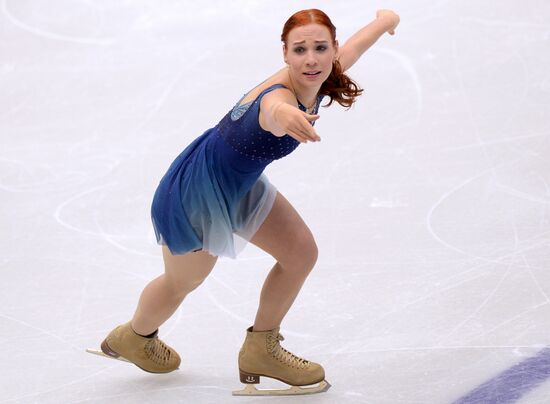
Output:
[{"xmin": 305, "ymin": 50, "xmax": 317, "ymax": 66}]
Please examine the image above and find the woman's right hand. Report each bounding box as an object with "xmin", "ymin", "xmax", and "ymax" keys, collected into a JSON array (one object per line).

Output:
[{"xmin": 272, "ymin": 102, "xmax": 321, "ymax": 143}]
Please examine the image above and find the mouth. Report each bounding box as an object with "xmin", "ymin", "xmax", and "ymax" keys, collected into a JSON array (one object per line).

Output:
[{"xmin": 303, "ymin": 71, "xmax": 322, "ymax": 78}]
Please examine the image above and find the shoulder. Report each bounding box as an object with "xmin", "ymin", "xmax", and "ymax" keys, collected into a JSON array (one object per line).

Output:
[
  {"xmin": 260, "ymin": 85, "xmax": 296, "ymax": 107},
  {"xmin": 241, "ymin": 68, "xmax": 297, "ymax": 105}
]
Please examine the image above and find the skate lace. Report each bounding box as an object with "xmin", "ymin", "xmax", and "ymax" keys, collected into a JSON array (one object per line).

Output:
[
  {"xmin": 144, "ymin": 337, "xmax": 172, "ymax": 365},
  {"xmin": 267, "ymin": 332, "xmax": 310, "ymax": 369}
]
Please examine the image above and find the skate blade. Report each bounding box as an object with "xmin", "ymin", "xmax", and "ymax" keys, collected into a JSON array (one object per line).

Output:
[
  {"xmin": 232, "ymin": 380, "xmax": 331, "ymax": 396},
  {"xmin": 86, "ymin": 348, "xmax": 131, "ymax": 363}
]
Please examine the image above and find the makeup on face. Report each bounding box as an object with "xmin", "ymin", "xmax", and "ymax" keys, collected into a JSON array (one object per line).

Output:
[{"xmin": 285, "ymin": 24, "xmax": 336, "ymax": 86}]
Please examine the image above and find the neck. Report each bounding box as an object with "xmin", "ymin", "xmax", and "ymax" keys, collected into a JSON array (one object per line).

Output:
[{"xmin": 287, "ymin": 70, "xmax": 319, "ymax": 109}]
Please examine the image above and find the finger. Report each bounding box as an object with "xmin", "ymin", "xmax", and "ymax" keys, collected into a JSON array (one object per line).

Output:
[
  {"xmin": 289, "ymin": 124, "xmax": 316, "ymax": 143},
  {"xmin": 298, "ymin": 122, "xmax": 320, "ymax": 142},
  {"xmin": 289, "ymin": 117, "xmax": 320, "ymax": 141},
  {"xmin": 286, "ymin": 128, "xmax": 308, "ymax": 143},
  {"xmin": 291, "ymin": 116, "xmax": 321, "ymax": 141},
  {"xmin": 294, "ymin": 129, "xmax": 312, "ymax": 143},
  {"xmin": 389, "ymin": 30, "xmax": 395, "ymax": 35},
  {"xmin": 302, "ymin": 113, "xmax": 320, "ymax": 122}
]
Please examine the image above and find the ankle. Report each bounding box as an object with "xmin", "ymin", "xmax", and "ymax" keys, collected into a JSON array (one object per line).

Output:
[
  {"xmin": 130, "ymin": 321, "xmax": 158, "ymax": 338},
  {"xmin": 252, "ymin": 323, "xmax": 279, "ymax": 333},
  {"xmin": 135, "ymin": 329, "xmax": 158, "ymax": 338}
]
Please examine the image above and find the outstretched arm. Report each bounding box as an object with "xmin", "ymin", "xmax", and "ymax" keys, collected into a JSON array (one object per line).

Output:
[
  {"xmin": 259, "ymin": 89, "xmax": 321, "ymax": 143},
  {"xmin": 337, "ymin": 9, "xmax": 400, "ymax": 72}
]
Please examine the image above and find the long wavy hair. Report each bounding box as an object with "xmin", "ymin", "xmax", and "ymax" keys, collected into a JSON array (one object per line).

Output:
[{"xmin": 281, "ymin": 9, "xmax": 363, "ymax": 109}]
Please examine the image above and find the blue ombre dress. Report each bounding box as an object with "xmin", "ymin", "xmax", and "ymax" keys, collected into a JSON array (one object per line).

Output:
[{"xmin": 151, "ymin": 84, "xmax": 322, "ymax": 258}]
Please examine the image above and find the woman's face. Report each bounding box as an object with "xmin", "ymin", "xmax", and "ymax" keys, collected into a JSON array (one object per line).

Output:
[{"xmin": 284, "ymin": 23, "xmax": 338, "ymax": 90}]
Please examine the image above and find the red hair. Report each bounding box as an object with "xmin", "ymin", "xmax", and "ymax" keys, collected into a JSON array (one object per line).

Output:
[{"xmin": 281, "ymin": 9, "xmax": 363, "ymax": 109}]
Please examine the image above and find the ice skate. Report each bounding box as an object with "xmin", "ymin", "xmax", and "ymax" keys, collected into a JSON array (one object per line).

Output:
[
  {"xmin": 233, "ymin": 326, "xmax": 331, "ymax": 396},
  {"xmin": 86, "ymin": 321, "xmax": 181, "ymax": 373}
]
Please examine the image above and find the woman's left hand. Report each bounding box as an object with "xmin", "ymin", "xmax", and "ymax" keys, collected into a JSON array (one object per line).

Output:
[{"xmin": 376, "ymin": 9, "xmax": 400, "ymax": 35}]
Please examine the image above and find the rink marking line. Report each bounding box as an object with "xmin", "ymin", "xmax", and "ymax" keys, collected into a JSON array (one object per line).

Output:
[{"xmin": 452, "ymin": 346, "xmax": 550, "ymax": 404}]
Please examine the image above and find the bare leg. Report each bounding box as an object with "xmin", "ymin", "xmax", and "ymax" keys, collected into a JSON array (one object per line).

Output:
[
  {"xmin": 249, "ymin": 192, "xmax": 318, "ymax": 331},
  {"xmin": 131, "ymin": 246, "xmax": 218, "ymax": 336},
  {"xmin": 234, "ymin": 191, "xmax": 327, "ymax": 394}
]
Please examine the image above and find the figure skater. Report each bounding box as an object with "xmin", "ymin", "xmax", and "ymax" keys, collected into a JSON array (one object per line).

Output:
[{"xmin": 88, "ymin": 8, "xmax": 400, "ymax": 396}]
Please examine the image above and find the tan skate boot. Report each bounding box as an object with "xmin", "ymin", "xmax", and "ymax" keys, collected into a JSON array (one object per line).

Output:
[
  {"xmin": 100, "ymin": 321, "xmax": 181, "ymax": 373},
  {"xmin": 234, "ymin": 326, "xmax": 330, "ymax": 396}
]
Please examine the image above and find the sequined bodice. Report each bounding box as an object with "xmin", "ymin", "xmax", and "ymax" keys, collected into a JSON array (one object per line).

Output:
[{"xmin": 216, "ymin": 84, "xmax": 322, "ymax": 165}]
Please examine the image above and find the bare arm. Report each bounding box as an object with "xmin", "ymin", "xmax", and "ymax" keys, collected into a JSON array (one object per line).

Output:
[
  {"xmin": 338, "ymin": 9, "xmax": 400, "ymax": 72},
  {"xmin": 259, "ymin": 89, "xmax": 320, "ymax": 143}
]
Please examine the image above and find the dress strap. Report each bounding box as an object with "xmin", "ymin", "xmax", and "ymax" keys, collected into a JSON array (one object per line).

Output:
[
  {"xmin": 252, "ymin": 84, "xmax": 291, "ymax": 111},
  {"xmin": 257, "ymin": 83, "xmax": 289, "ymax": 97}
]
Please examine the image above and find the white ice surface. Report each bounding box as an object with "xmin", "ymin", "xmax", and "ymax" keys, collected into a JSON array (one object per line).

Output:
[{"xmin": 1, "ymin": 1, "xmax": 550, "ymax": 403}]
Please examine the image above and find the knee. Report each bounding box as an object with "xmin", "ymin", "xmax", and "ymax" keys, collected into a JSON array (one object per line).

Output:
[
  {"xmin": 162, "ymin": 250, "xmax": 217, "ymax": 299},
  {"xmin": 164, "ymin": 275, "xmax": 207, "ymax": 300},
  {"xmin": 281, "ymin": 231, "xmax": 318, "ymax": 275},
  {"xmin": 304, "ymin": 239, "xmax": 319, "ymax": 271}
]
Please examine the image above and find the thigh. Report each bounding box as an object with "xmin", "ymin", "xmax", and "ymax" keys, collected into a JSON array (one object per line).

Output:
[
  {"xmin": 249, "ymin": 191, "xmax": 318, "ymax": 268},
  {"xmin": 162, "ymin": 246, "xmax": 218, "ymax": 292}
]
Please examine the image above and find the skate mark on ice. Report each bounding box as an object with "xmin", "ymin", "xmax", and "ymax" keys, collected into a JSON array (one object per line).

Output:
[
  {"xmin": 0, "ymin": 0, "xmax": 113, "ymax": 45},
  {"xmin": 1, "ymin": 364, "xmax": 118, "ymax": 403},
  {"xmin": 435, "ymin": 261, "xmax": 513, "ymax": 345},
  {"xmin": 496, "ymin": 182, "xmax": 550, "ymax": 206},
  {"xmin": 439, "ymin": 131, "xmax": 550, "ymax": 153},
  {"xmin": 520, "ymin": 254, "xmax": 550, "ymax": 304},
  {"xmin": 54, "ymin": 183, "xmax": 117, "ymax": 237},
  {"xmin": 426, "ymin": 161, "xmax": 550, "ymax": 262},
  {"xmin": 203, "ymin": 277, "xmax": 316, "ymax": 339},
  {"xmin": 0, "ymin": 312, "xmax": 80, "ymax": 351},
  {"xmin": 462, "ymin": 302, "xmax": 549, "ymax": 344},
  {"xmin": 331, "ymin": 344, "xmax": 548, "ymax": 355},
  {"xmin": 425, "ymin": 164, "xmax": 513, "ymax": 261},
  {"xmin": 54, "ymin": 183, "xmax": 158, "ymax": 259},
  {"xmin": 93, "ymin": 215, "xmax": 159, "ymax": 258},
  {"xmin": 452, "ymin": 346, "xmax": 550, "ymax": 404},
  {"xmin": 373, "ymin": 47, "xmax": 423, "ymax": 121},
  {"xmin": 0, "ymin": 156, "xmax": 59, "ymax": 193},
  {"xmin": 50, "ymin": 384, "xmax": 225, "ymax": 403}
]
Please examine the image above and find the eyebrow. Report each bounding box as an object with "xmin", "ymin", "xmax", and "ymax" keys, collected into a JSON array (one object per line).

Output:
[{"xmin": 292, "ymin": 40, "xmax": 329, "ymax": 45}]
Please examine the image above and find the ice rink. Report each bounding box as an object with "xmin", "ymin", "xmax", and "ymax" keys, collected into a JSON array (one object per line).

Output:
[{"xmin": 1, "ymin": 0, "xmax": 550, "ymax": 403}]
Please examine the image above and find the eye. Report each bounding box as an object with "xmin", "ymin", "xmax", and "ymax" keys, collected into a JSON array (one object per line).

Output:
[
  {"xmin": 293, "ymin": 46, "xmax": 305, "ymax": 54},
  {"xmin": 316, "ymin": 45, "xmax": 327, "ymax": 52}
]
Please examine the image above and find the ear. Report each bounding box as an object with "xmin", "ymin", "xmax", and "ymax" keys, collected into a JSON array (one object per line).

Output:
[
  {"xmin": 334, "ymin": 39, "xmax": 339, "ymax": 58},
  {"xmin": 282, "ymin": 43, "xmax": 288, "ymax": 64}
]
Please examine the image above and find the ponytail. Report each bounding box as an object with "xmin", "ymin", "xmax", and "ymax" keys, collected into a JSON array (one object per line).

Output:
[{"xmin": 320, "ymin": 59, "xmax": 363, "ymax": 109}]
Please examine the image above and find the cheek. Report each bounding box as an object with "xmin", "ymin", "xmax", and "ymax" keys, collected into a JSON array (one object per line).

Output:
[
  {"xmin": 288, "ymin": 56, "xmax": 303, "ymax": 69},
  {"xmin": 320, "ymin": 54, "xmax": 334, "ymax": 72},
  {"xmin": 323, "ymin": 55, "xmax": 335, "ymax": 77},
  {"xmin": 322, "ymin": 51, "xmax": 335, "ymax": 64}
]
